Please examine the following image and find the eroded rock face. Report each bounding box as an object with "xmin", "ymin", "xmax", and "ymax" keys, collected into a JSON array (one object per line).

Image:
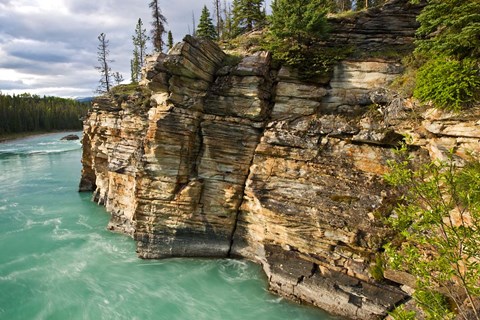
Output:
[
  {"xmin": 327, "ymin": 0, "xmax": 425, "ymax": 54},
  {"xmin": 80, "ymin": 44, "xmax": 408, "ymax": 318},
  {"xmin": 81, "ymin": 36, "xmax": 274, "ymax": 258},
  {"xmin": 80, "ymin": 2, "xmax": 480, "ymax": 319},
  {"xmin": 79, "ymin": 90, "xmax": 152, "ymax": 235}
]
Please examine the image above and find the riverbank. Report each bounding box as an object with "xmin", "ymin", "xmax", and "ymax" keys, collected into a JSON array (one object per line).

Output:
[{"xmin": 0, "ymin": 130, "xmax": 81, "ymax": 143}]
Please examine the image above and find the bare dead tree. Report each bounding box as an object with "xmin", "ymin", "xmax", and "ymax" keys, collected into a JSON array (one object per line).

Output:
[{"xmin": 95, "ymin": 33, "xmax": 113, "ymax": 93}]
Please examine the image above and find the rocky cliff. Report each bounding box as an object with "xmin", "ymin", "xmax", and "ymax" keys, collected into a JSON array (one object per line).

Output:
[{"xmin": 79, "ymin": 1, "xmax": 480, "ymax": 319}]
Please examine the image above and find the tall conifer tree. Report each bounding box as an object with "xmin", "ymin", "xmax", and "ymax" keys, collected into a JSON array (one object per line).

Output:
[
  {"xmin": 414, "ymin": 0, "xmax": 480, "ymax": 59},
  {"xmin": 213, "ymin": 0, "xmax": 223, "ymax": 38},
  {"xmin": 167, "ymin": 30, "xmax": 174, "ymax": 50},
  {"xmin": 131, "ymin": 18, "xmax": 149, "ymax": 83},
  {"xmin": 197, "ymin": 5, "xmax": 217, "ymax": 40},
  {"xmin": 232, "ymin": 0, "xmax": 266, "ymax": 35},
  {"xmin": 95, "ymin": 33, "xmax": 112, "ymax": 93},
  {"xmin": 149, "ymin": 0, "xmax": 167, "ymax": 52}
]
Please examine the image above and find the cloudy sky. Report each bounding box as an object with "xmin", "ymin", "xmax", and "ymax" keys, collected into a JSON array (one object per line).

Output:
[{"xmin": 0, "ymin": 0, "xmax": 272, "ymax": 98}]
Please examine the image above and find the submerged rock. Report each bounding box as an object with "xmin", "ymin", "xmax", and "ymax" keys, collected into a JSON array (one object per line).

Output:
[{"xmin": 60, "ymin": 134, "xmax": 79, "ymax": 140}]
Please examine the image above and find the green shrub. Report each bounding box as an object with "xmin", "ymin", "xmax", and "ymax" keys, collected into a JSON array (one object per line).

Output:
[
  {"xmin": 413, "ymin": 0, "xmax": 480, "ymax": 60},
  {"xmin": 388, "ymin": 305, "xmax": 417, "ymax": 320},
  {"xmin": 413, "ymin": 290, "xmax": 455, "ymax": 320},
  {"xmin": 384, "ymin": 147, "xmax": 480, "ymax": 319},
  {"xmin": 222, "ymin": 53, "xmax": 243, "ymax": 67},
  {"xmin": 369, "ymin": 254, "xmax": 385, "ymax": 281},
  {"xmin": 263, "ymin": 0, "xmax": 339, "ymax": 80},
  {"xmin": 409, "ymin": 0, "xmax": 480, "ymax": 111},
  {"xmin": 413, "ymin": 56, "xmax": 480, "ymax": 111}
]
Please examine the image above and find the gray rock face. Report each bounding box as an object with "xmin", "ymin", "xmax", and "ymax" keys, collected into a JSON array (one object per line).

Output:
[{"xmin": 79, "ymin": 2, "xmax": 480, "ymax": 319}]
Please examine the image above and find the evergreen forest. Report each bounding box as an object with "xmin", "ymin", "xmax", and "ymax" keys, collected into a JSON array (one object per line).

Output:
[{"xmin": 0, "ymin": 93, "xmax": 89, "ymax": 136}]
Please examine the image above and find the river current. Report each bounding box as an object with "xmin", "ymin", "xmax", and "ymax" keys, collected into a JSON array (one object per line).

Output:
[{"xmin": 0, "ymin": 132, "xmax": 334, "ymax": 320}]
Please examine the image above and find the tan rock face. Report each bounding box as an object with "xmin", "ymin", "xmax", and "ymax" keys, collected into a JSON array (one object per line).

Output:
[
  {"xmin": 79, "ymin": 35, "xmax": 412, "ymax": 318},
  {"xmin": 322, "ymin": 60, "xmax": 404, "ymax": 113},
  {"xmin": 82, "ymin": 37, "xmax": 273, "ymax": 259},
  {"xmin": 78, "ymin": 4, "xmax": 480, "ymax": 318},
  {"xmin": 79, "ymin": 91, "xmax": 151, "ymax": 235}
]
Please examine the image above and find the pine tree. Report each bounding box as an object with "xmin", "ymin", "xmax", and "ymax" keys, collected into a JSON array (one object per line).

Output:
[
  {"xmin": 131, "ymin": 18, "xmax": 149, "ymax": 83},
  {"xmin": 197, "ymin": 5, "xmax": 218, "ymax": 40},
  {"xmin": 413, "ymin": 0, "xmax": 480, "ymax": 59},
  {"xmin": 265, "ymin": 0, "xmax": 330, "ymax": 78},
  {"xmin": 192, "ymin": 11, "xmax": 197, "ymax": 36},
  {"xmin": 95, "ymin": 33, "xmax": 113, "ymax": 93},
  {"xmin": 269, "ymin": 0, "xmax": 328, "ymax": 43},
  {"xmin": 130, "ymin": 47, "xmax": 140, "ymax": 83},
  {"xmin": 167, "ymin": 30, "xmax": 174, "ymax": 50},
  {"xmin": 149, "ymin": 0, "xmax": 167, "ymax": 52},
  {"xmin": 113, "ymin": 72, "xmax": 124, "ymax": 85},
  {"xmin": 133, "ymin": 18, "xmax": 149, "ymax": 67},
  {"xmin": 213, "ymin": 0, "xmax": 223, "ymax": 38},
  {"xmin": 232, "ymin": 0, "xmax": 266, "ymax": 35},
  {"xmin": 410, "ymin": 0, "xmax": 480, "ymax": 110},
  {"xmin": 222, "ymin": 0, "xmax": 234, "ymax": 39}
]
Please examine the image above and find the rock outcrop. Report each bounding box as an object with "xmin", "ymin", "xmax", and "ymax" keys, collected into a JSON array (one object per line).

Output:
[
  {"xmin": 79, "ymin": 1, "xmax": 480, "ymax": 319},
  {"xmin": 327, "ymin": 0, "xmax": 424, "ymax": 55},
  {"xmin": 60, "ymin": 134, "xmax": 80, "ymax": 140}
]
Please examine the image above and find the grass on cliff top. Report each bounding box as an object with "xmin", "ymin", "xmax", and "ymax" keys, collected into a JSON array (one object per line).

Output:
[
  {"xmin": 105, "ymin": 83, "xmax": 152, "ymax": 109},
  {"xmin": 219, "ymin": 30, "xmax": 265, "ymax": 55},
  {"xmin": 110, "ymin": 83, "xmax": 146, "ymax": 96}
]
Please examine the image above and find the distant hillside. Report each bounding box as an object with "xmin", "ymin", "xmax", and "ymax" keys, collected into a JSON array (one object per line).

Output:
[{"xmin": 75, "ymin": 97, "xmax": 94, "ymax": 103}]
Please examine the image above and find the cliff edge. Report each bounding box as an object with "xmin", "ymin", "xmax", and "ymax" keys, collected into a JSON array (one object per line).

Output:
[{"xmin": 79, "ymin": 1, "xmax": 480, "ymax": 318}]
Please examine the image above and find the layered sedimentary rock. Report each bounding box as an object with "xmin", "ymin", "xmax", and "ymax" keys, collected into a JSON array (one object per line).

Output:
[
  {"xmin": 81, "ymin": 36, "xmax": 275, "ymax": 258},
  {"xmin": 327, "ymin": 0, "xmax": 424, "ymax": 54},
  {"xmin": 79, "ymin": 1, "xmax": 480, "ymax": 319},
  {"xmin": 79, "ymin": 90, "xmax": 152, "ymax": 235}
]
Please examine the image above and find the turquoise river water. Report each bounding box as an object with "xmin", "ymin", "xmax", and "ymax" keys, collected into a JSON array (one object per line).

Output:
[{"xmin": 0, "ymin": 132, "xmax": 335, "ymax": 320}]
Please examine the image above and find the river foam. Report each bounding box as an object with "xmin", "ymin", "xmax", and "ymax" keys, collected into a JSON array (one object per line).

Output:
[{"xmin": 0, "ymin": 132, "xmax": 334, "ymax": 320}]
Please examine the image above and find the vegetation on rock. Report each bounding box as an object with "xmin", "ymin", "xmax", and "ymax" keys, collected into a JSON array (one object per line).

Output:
[
  {"xmin": 413, "ymin": 0, "xmax": 480, "ymax": 59},
  {"xmin": 414, "ymin": 56, "xmax": 480, "ymax": 111},
  {"xmin": 261, "ymin": 0, "xmax": 354, "ymax": 79},
  {"xmin": 410, "ymin": 0, "xmax": 480, "ymax": 110},
  {"xmin": 384, "ymin": 146, "xmax": 480, "ymax": 319}
]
